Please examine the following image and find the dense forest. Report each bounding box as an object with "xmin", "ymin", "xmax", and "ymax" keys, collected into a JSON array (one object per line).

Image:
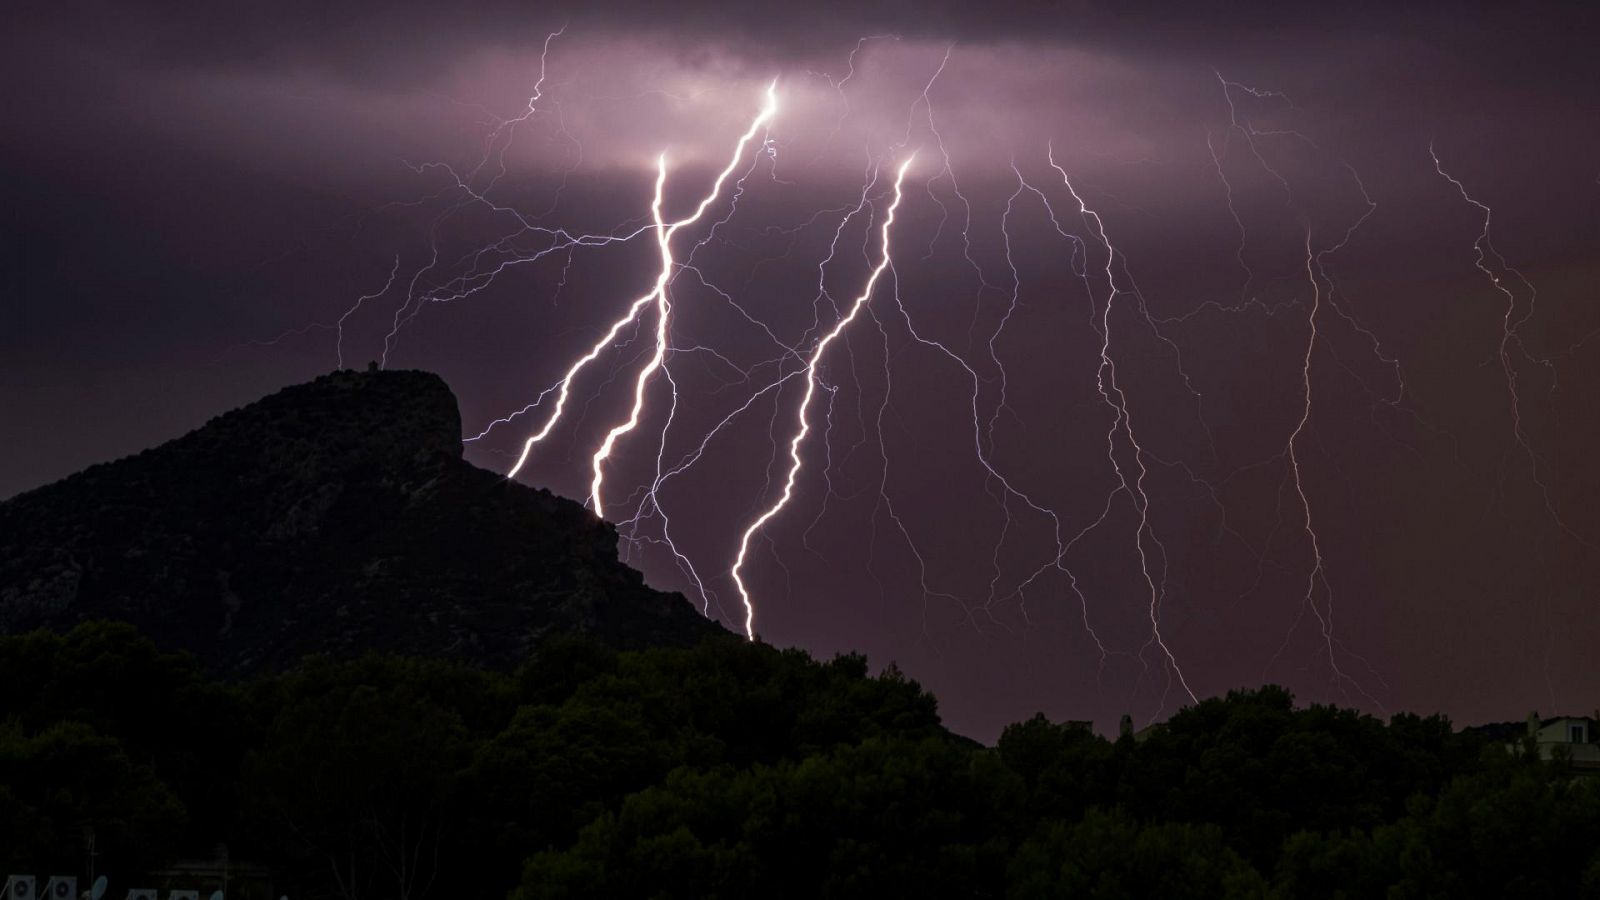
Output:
[{"xmin": 2, "ymin": 621, "xmax": 1597, "ymax": 898}]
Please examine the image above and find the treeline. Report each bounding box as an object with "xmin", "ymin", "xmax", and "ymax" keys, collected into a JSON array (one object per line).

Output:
[{"xmin": 1, "ymin": 622, "xmax": 1597, "ymax": 898}]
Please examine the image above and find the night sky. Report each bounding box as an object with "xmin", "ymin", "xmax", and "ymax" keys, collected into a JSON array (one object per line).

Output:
[{"xmin": 4, "ymin": 1, "xmax": 1598, "ymax": 741}]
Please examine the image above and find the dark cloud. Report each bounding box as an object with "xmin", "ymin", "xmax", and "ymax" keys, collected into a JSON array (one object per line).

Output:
[{"xmin": 14, "ymin": 0, "xmax": 1600, "ymax": 77}]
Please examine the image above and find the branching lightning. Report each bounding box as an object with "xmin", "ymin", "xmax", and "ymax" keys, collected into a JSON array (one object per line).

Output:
[
  {"xmin": 504, "ymin": 81, "xmax": 779, "ymax": 511},
  {"xmin": 262, "ymin": 32, "xmax": 1592, "ymax": 726}
]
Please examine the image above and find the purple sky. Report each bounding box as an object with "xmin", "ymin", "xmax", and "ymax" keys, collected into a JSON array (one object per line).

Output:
[{"xmin": 4, "ymin": 0, "xmax": 1598, "ymax": 740}]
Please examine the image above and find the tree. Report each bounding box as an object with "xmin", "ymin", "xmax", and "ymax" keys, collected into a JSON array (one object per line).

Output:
[
  {"xmin": 1006, "ymin": 809, "xmax": 1270, "ymax": 899},
  {"xmin": 239, "ymin": 657, "xmax": 487, "ymax": 900},
  {"xmin": 0, "ymin": 720, "xmax": 186, "ymax": 874}
]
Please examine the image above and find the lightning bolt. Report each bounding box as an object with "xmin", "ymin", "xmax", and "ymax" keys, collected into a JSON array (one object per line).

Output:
[
  {"xmin": 730, "ymin": 154, "xmax": 916, "ymax": 640},
  {"xmin": 505, "ymin": 81, "xmax": 780, "ymax": 506}
]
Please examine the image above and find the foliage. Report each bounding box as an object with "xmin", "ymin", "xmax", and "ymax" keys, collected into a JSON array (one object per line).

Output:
[{"xmin": 2, "ymin": 623, "xmax": 1596, "ymax": 899}]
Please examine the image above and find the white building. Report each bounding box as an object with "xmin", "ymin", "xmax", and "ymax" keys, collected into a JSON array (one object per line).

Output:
[{"xmin": 1524, "ymin": 712, "xmax": 1600, "ymax": 770}]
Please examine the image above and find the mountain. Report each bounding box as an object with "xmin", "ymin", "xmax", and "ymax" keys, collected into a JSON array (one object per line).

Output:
[{"xmin": 0, "ymin": 368, "xmax": 726, "ymax": 673}]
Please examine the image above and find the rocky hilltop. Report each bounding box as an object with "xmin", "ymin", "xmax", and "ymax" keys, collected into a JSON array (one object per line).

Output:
[{"xmin": 0, "ymin": 368, "xmax": 725, "ymax": 673}]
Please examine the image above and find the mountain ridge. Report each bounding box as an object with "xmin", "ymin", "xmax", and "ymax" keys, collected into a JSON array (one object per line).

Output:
[{"xmin": 0, "ymin": 368, "xmax": 726, "ymax": 672}]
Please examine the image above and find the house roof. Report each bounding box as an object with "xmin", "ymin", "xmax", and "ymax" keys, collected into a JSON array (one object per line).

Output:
[{"xmin": 1539, "ymin": 716, "xmax": 1596, "ymax": 728}]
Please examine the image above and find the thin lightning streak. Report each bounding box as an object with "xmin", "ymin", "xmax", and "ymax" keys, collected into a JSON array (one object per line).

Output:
[
  {"xmin": 376, "ymin": 27, "xmax": 580, "ymax": 364},
  {"xmin": 1431, "ymin": 145, "xmax": 1591, "ymax": 549},
  {"xmin": 1215, "ymin": 70, "xmax": 1298, "ymax": 196},
  {"xmin": 883, "ymin": 260, "xmax": 1077, "ymax": 635},
  {"xmin": 864, "ymin": 305, "xmax": 965, "ymax": 630},
  {"xmin": 976, "ymin": 167, "xmax": 1035, "ymax": 614},
  {"xmin": 882, "ymin": 234, "xmax": 1080, "ymax": 635},
  {"xmin": 1206, "ymin": 129, "xmax": 1254, "ymax": 304},
  {"xmin": 730, "ymin": 155, "xmax": 917, "ymax": 641},
  {"xmin": 1268, "ymin": 223, "xmax": 1389, "ymax": 710},
  {"xmin": 813, "ymin": 34, "xmax": 900, "ymax": 152},
  {"xmin": 220, "ymin": 255, "xmax": 401, "ymax": 365},
  {"xmin": 903, "ymin": 45, "xmax": 997, "ymax": 344},
  {"xmin": 471, "ymin": 24, "xmax": 568, "ymax": 197},
  {"xmin": 336, "ymin": 255, "xmax": 401, "ymax": 370},
  {"xmin": 378, "ymin": 160, "xmax": 661, "ymax": 368},
  {"xmin": 1050, "ymin": 146, "xmax": 1199, "ymax": 712},
  {"xmin": 1286, "ymin": 229, "xmax": 1356, "ymax": 695}
]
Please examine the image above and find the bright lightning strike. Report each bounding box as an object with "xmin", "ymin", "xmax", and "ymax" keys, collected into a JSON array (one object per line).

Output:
[
  {"xmin": 505, "ymin": 81, "xmax": 780, "ymax": 514},
  {"xmin": 283, "ymin": 35, "xmax": 1593, "ymax": 727},
  {"xmin": 730, "ymin": 154, "xmax": 916, "ymax": 640}
]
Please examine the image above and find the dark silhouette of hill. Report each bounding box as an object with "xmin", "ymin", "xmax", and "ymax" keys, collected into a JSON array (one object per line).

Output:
[{"xmin": 0, "ymin": 368, "xmax": 725, "ymax": 673}]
